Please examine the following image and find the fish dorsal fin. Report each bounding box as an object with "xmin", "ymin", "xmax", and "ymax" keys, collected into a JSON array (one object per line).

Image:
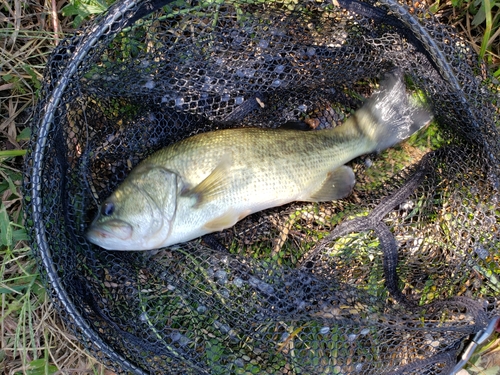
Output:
[
  {"xmin": 184, "ymin": 154, "xmax": 233, "ymax": 208},
  {"xmin": 307, "ymin": 165, "xmax": 356, "ymax": 202}
]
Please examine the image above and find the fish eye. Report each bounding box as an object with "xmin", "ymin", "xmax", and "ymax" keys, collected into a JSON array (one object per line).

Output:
[{"xmin": 102, "ymin": 202, "xmax": 115, "ymax": 216}]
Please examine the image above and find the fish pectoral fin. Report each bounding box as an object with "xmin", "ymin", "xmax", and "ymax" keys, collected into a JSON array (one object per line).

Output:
[
  {"xmin": 185, "ymin": 154, "xmax": 232, "ymax": 208},
  {"xmin": 203, "ymin": 208, "xmax": 251, "ymax": 231},
  {"xmin": 306, "ymin": 166, "xmax": 356, "ymax": 202}
]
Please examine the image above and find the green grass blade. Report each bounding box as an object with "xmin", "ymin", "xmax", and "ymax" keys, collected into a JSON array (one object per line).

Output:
[
  {"xmin": 0, "ymin": 150, "xmax": 27, "ymax": 158},
  {"xmin": 478, "ymin": 0, "xmax": 493, "ymax": 62}
]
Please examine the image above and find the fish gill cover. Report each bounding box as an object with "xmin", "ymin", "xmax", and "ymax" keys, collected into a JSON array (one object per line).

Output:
[{"xmin": 24, "ymin": 0, "xmax": 500, "ymax": 374}]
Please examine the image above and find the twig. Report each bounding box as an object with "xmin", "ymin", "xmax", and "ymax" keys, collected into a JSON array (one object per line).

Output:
[{"xmin": 50, "ymin": 0, "xmax": 61, "ymax": 44}]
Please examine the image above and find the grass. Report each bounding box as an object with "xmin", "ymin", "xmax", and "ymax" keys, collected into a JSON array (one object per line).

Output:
[
  {"xmin": 0, "ymin": 0, "xmax": 113, "ymax": 373},
  {"xmin": 1, "ymin": 0, "xmax": 499, "ymax": 373},
  {"xmin": 429, "ymin": 0, "xmax": 500, "ymax": 75},
  {"xmin": 0, "ymin": 159, "xmax": 110, "ymax": 374}
]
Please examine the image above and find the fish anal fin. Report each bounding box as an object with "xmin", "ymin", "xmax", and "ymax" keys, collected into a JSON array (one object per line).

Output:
[
  {"xmin": 307, "ymin": 166, "xmax": 355, "ymax": 202},
  {"xmin": 184, "ymin": 154, "xmax": 232, "ymax": 208},
  {"xmin": 203, "ymin": 209, "xmax": 251, "ymax": 231}
]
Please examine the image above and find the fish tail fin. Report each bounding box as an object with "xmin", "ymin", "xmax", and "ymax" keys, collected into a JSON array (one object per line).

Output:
[{"xmin": 355, "ymin": 71, "xmax": 433, "ymax": 153}]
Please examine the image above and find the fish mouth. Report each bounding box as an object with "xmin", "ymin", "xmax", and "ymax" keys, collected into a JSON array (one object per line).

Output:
[{"xmin": 86, "ymin": 219, "xmax": 133, "ymax": 242}]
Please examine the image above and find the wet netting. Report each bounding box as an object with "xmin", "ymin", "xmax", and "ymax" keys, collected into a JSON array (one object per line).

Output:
[{"xmin": 24, "ymin": 0, "xmax": 500, "ymax": 373}]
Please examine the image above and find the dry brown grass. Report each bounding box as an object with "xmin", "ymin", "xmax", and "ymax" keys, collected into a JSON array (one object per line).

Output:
[
  {"xmin": 1, "ymin": 0, "xmax": 56, "ymax": 149},
  {"xmin": 1, "ymin": 0, "xmax": 114, "ymax": 373},
  {"xmin": 1, "ymin": 258, "xmax": 111, "ymax": 374}
]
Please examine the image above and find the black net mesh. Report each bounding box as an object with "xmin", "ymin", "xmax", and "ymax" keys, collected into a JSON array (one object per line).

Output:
[{"xmin": 24, "ymin": 0, "xmax": 500, "ymax": 373}]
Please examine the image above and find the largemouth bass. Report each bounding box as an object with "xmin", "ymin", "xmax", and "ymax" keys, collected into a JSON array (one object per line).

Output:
[{"xmin": 87, "ymin": 73, "xmax": 432, "ymax": 250}]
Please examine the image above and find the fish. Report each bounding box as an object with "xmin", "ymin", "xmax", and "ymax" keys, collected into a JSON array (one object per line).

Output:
[{"xmin": 86, "ymin": 72, "xmax": 432, "ymax": 251}]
